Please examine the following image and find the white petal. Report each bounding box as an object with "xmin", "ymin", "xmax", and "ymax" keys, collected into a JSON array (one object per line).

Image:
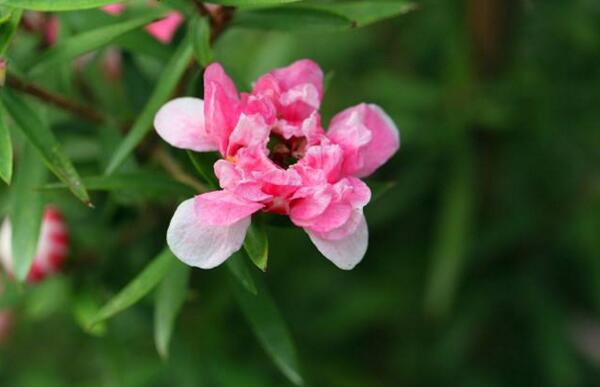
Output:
[
  {"xmin": 306, "ymin": 212, "xmax": 368, "ymax": 270},
  {"xmin": 0, "ymin": 218, "xmax": 12, "ymax": 272},
  {"xmin": 154, "ymin": 97, "xmax": 219, "ymax": 152},
  {"xmin": 166, "ymin": 198, "xmax": 250, "ymax": 269}
]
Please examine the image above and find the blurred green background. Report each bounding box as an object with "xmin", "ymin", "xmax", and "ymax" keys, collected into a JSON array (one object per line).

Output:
[{"xmin": 2, "ymin": 0, "xmax": 600, "ymax": 386}]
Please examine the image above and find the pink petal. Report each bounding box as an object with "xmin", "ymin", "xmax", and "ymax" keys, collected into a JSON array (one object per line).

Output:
[
  {"xmin": 145, "ymin": 11, "xmax": 184, "ymax": 44},
  {"xmin": 167, "ymin": 197, "xmax": 251, "ymax": 269},
  {"xmin": 307, "ymin": 210, "xmax": 368, "ymax": 270},
  {"xmin": 193, "ymin": 191, "xmax": 263, "ymax": 226},
  {"xmin": 204, "ymin": 63, "xmax": 241, "ymax": 154},
  {"xmin": 102, "ymin": 4, "xmax": 126, "ymax": 15},
  {"xmin": 227, "ymin": 114, "xmax": 270, "ymax": 156},
  {"xmin": 45, "ymin": 16, "xmax": 59, "ymax": 46},
  {"xmin": 298, "ymin": 143, "xmax": 343, "ymax": 184},
  {"xmin": 270, "ymin": 59, "xmax": 324, "ymax": 101},
  {"xmin": 154, "ymin": 97, "xmax": 219, "ymax": 152},
  {"xmin": 328, "ymin": 103, "xmax": 400, "ymax": 178}
]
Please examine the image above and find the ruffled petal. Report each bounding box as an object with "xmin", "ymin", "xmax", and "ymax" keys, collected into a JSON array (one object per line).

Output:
[
  {"xmin": 328, "ymin": 103, "xmax": 399, "ymax": 178},
  {"xmin": 193, "ymin": 190, "xmax": 263, "ymax": 226},
  {"xmin": 154, "ymin": 97, "xmax": 219, "ymax": 152},
  {"xmin": 307, "ymin": 210, "xmax": 368, "ymax": 270},
  {"xmin": 167, "ymin": 197, "xmax": 252, "ymax": 269}
]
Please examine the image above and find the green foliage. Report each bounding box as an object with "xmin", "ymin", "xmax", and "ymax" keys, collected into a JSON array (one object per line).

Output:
[
  {"xmin": 244, "ymin": 215, "xmax": 269, "ymax": 271},
  {"xmin": 0, "ymin": 102, "xmax": 12, "ymax": 184},
  {"xmin": 190, "ymin": 15, "xmax": 212, "ymax": 67},
  {"xmin": 0, "ymin": 0, "xmax": 125, "ymax": 11}
]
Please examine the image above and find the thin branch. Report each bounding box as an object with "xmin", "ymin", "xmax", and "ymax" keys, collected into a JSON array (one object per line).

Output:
[
  {"xmin": 6, "ymin": 74, "xmax": 106, "ymax": 124},
  {"xmin": 153, "ymin": 147, "xmax": 207, "ymax": 193}
]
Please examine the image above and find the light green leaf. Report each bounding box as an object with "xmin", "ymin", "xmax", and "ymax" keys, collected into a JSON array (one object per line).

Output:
[
  {"xmin": 303, "ymin": 1, "xmax": 418, "ymax": 28},
  {"xmin": 154, "ymin": 261, "xmax": 190, "ymax": 359},
  {"xmin": 190, "ymin": 15, "xmax": 212, "ymax": 67},
  {"xmin": 0, "ymin": 8, "xmax": 22, "ymax": 55},
  {"xmin": 31, "ymin": 10, "xmax": 164, "ymax": 72},
  {"xmin": 187, "ymin": 151, "xmax": 219, "ymax": 190},
  {"xmin": 243, "ymin": 215, "xmax": 268, "ymax": 271},
  {"xmin": 90, "ymin": 249, "xmax": 176, "ymax": 327},
  {"xmin": 231, "ymin": 273, "xmax": 303, "ymax": 386},
  {"xmin": 42, "ymin": 171, "xmax": 194, "ymax": 196},
  {"xmin": 0, "ymin": 0, "xmax": 131, "ymax": 11},
  {"xmin": 1, "ymin": 90, "xmax": 91, "ymax": 205},
  {"xmin": 9, "ymin": 145, "xmax": 47, "ymax": 282},
  {"xmin": 226, "ymin": 252, "xmax": 257, "ymax": 295},
  {"xmin": 73, "ymin": 290, "xmax": 107, "ymax": 337},
  {"xmin": 234, "ymin": 8, "xmax": 351, "ymax": 32},
  {"xmin": 0, "ymin": 101, "xmax": 12, "ymax": 184},
  {"xmin": 105, "ymin": 38, "xmax": 193, "ymax": 175}
]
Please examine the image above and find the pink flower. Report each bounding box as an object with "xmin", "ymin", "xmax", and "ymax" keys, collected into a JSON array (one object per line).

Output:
[
  {"xmin": 0, "ymin": 206, "xmax": 69, "ymax": 282},
  {"xmin": 102, "ymin": 3, "xmax": 183, "ymax": 44},
  {"xmin": 154, "ymin": 60, "xmax": 400, "ymax": 270}
]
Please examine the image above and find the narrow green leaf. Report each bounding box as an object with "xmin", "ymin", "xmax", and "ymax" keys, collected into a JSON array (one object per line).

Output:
[
  {"xmin": 42, "ymin": 171, "xmax": 194, "ymax": 196},
  {"xmin": 0, "ymin": 8, "xmax": 22, "ymax": 55},
  {"xmin": 231, "ymin": 273, "xmax": 303, "ymax": 386},
  {"xmin": 73, "ymin": 290, "xmax": 106, "ymax": 337},
  {"xmin": 10, "ymin": 145, "xmax": 47, "ymax": 282},
  {"xmin": 424, "ymin": 149, "xmax": 474, "ymax": 319},
  {"xmin": 302, "ymin": 1, "xmax": 418, "ymax": 28},
  {"xmin": 154, "ymin": 261, "xmax": 190, "ymax": 359},
  {"xmin": 187, "ymin": 151, "xmax": 219, "ymax": 190},
  {"xmin": 226, "ymin": 252, "xmax": 257, "ymax": 295},
  {"xmin": 234, "ymin": 8, "xmax": 351, "ymax": 32},
  {"xmin": 105, "ymin": 38, "xmax": 193, "ymax": 175},
  {"xmin": 243, "ymin": 215, "xmax": 268, "ymax": 271},
  {"xmin": 0, "ymin": 0, "xmax": 132, "ymax": 11},
  {"xmin": 208, "ymin": 0, "xmax": 301, "ymax": 6},
  {"xmin": 31, "ymin": 10, "xmax": 164, "ymax": 72},
  {"xmin": 190, "ymin": 15, "xmax": 212, "ymax": 67},
  {"xmin": 90, "ymin": 249, "xmax": 176, "ymax": 327},
  {"xmin": 1, "ymin": 90, "xmax": 91, "ymax": 205},
  {"xmin": 0, "ymin": 101, "xmax": 12, "ymax": 184}
]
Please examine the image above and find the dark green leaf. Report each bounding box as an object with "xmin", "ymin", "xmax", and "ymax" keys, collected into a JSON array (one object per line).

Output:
[
  {"xmin": 1, "ymin": 90, "xmax": 91, "ymax": 205},
  {"xmin": 154, "ymin": 261, "xmax": 190, "ymax": 359},
  {"xmin": 0, "ymin": 101, "xmax": 12, "ymax": 184},
  {"xmin": 190, "ymin": 15, "xmax": 212, "ymax": 67},
  {"xmin": 0, "ymin": 8, "xmax": 22, "ymax": 55},
  {"xmin": 231, "ymin": 273, "xmax": 303, "ymax": 385},
  {"xmin": 9, "ymin": 145, "xmax": 47, "ymax": 282},
  {"xmin": 31, "ymin": 10, "xmax": 164, "ymax": 72},
  {"xmin": 0, "ymin": 0, "xmax": 131, "ymax": 11},
  {"xmin": 303, "ymin": 1, "xmax": 418, "ymax": 28},
  {"xmin": 105, "ymin": 38, "xmax": 193, "ymax": 175},
  {"xmin": 208, "ymin": 0, "xmax": 301, "ymax": 7},
  {"xmin": 234, "ymin": 8, "xmax": 351, "ymax": 32},
  {"xmin": 90, "ymin": 249, "xmax": 176, "ymax": 327},
  {"xmin": 226, "ymin": 252, "xmax": 257, "ymax": 295},
  {"xmin": 369, "ymin": 181, "xmax": 397, "ymax": 202},
  {"xmin": 187, "ymin": 151, "xmax": 219, "ymax": 190},
  {"xmin": 244, "ymin": 215, "xmax": 268, "ymax": 271}
]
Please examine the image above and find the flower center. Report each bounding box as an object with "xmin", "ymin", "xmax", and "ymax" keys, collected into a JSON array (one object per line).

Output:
[{"xmin": 267, "ymin": 134, "xmax": 307, "ymax": 168}]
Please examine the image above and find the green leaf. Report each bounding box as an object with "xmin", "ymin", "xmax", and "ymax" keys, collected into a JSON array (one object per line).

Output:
[
  {"xmin": 0, "ymin": 8, "xmax": 22, "ymax": 55},
  {"xmin": 42, "ymin": 171, "xmax": 194, "ymax": 196},
  {"xmin": 303, "ymin": 1, "xmax": 418, "ymax": 28},
  {"xmin": 231, "ymin": 273, "xmax": 303, "ymax": 386},
  {"xmin": 207, "ymin": 0, "xmax": 301, "ymax": 7},
  {"xmin": 243, "ymin": 215, "xmax": 268, "ymax": 271},
  {"xmin": 190, "ymin": 15, "xmax": 212, "ymax": 67},
  {"xmin": 9, "ymin": 145, "xmax": 47, "ymax": 282},
  {"xmin": 73, "ymin": 290, "xmax": 106, "ymax": 337},
  {"xmin": 105, "ymin": 38, "xmax": 193, "ymax": 175},
  {"xmin": 1, "ymin": 90, "xmax": 91, "ymax": 205},
  {"xmin": 154, "ymin": 262, "xmax": 190, "ymax": 359},
  {"xmin": 0, "ymin": 101, "xmax": 12, "ymax": 184},
  {"xmin": 0, "ymin": 0, "xmax": 131, "ymax": 11},
  {"xmin": 234, "ymin": 8, "xmax": 351, "ymax": 32},
  {"xmin": 187, "ymin": 151, "xmax": 219, "ymax": 190},
  {"xmin": 90, "ymin": 249, "xmax": 176, "ymax": 327},
  {"xmin": 30, "ymin": 10, "xmax": 164, "ymax": 72},
  {"xmin": 226, "ymin": 252, "xmax": 257, "ymax": 295}
]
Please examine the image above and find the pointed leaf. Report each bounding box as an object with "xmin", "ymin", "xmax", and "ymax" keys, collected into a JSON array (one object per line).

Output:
[
  {"xmin": 243, "ymin": 215, "xmax": 268, "ymax": 271},
  {"xmin": 9, "ymin": 145, "xmax": 47, "ymax": 282},
  {"xmin": 105, "ymin": 38, "xmax": 193, "ymax": 175},
  {"xmin": 226, "ymin": 252, "xmax": 257, "ymax": 295},
  {"xmin": 0, "ymin": 101, "xmax": 12, "ymax": 184},
  {"xmin": 90, "ymin": 248, "xmax": 176, "ymax": 327},
  {"xmin": 1, "ymin": 90, "xmax": 91, "ymax": 205},
  {"xmin": 234, "ymin": 8, "xmax": 351, "ymax": 32},
  {"xmin": 31, "ymin": 10, "xmax": 165, "ymax": 72},
  {"xmin": 302, "ymin": 1, "xmax": 418, "ymax": 28},
  {"xmin": 0, "ymin": 0, "xmax": 136, "ymax": 11},
  {"xmin": 0, "ymin": 8, "xmax": 22, "ymax": 55},
  {"xmin": 231, "ymin": 273, "xmax": 303, "ymax": 386},
  {"xmin": 190, "ymin": 15, "xmax": 212, "ymax": 67},
  {"xmin": 154, "ymin": 261, "xmax": 190, "ymax": 359}
]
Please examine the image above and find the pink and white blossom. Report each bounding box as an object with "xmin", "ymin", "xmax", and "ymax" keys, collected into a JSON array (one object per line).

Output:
[{"xmin": 154, "ymin": 60, "xmax": 400, "ymax": 270}]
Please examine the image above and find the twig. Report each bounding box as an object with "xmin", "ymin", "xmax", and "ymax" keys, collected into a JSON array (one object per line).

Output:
[
  {"xmin": 153, "ymin": 147, "xmax": 207, "ymax": 193},
  {"xmin": 6, "ymin": 74, "xmax": 106, "ymax": 124}
]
